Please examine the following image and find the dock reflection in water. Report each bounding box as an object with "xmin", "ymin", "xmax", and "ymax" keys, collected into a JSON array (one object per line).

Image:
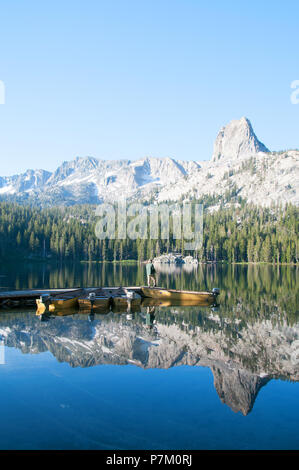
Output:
[{"xmin": 1, "ymin": 297, "xmax": 298, "ymax": 417}]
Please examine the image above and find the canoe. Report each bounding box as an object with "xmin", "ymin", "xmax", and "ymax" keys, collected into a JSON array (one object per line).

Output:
[
  {"xmin": 78, "ymin": 288, "xmax": 111, "ymax": 311},
  {"xmin": 140, "ymin": 286, "xmax": 220, "ymax": 303}
]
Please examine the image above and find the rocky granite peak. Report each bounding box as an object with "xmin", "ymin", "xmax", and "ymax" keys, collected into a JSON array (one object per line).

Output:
[{"xmin": 212, "ymin": 117, "xmax": 270, "ymax": 162}]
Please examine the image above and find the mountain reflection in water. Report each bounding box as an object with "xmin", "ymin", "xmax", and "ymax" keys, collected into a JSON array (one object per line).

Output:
[{"xmin": 1, "ymin": 298, "xmax": 298, "ymax": 416}]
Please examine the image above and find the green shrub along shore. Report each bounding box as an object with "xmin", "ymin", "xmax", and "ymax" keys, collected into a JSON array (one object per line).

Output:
[{"xmin": 0, "ymin": 201, "xmax": 297, "ymax": 264}]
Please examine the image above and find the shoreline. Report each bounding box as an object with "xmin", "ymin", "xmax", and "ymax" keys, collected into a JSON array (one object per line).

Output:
[{"xmin": 0, "ymin": 258, "xmax": 297, "ymax": 266}]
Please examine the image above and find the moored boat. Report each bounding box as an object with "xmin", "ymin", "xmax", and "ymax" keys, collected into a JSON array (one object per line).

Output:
[
  {"xmin": 140, "ymin": 286, "xmax": 220, "ymax": 303},
  {"xmin": 78, "ymin": 289, "xmax": 111, "ymax": 311},
  {"xmin": 36, "ymin": 288, "xmax": 84, "ymax": 314},
  {"xmin": 105, "ymin": 287, "xmax": 141, "ymax": 312},
  {"xmin": 141, "ymin": 297, "xmax": 218, "ymax": 308}
]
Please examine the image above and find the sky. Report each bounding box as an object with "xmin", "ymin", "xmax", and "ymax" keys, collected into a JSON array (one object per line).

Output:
[{"xmin": 0, "ymin": 0, "xmax": 298, "ymax": 175}]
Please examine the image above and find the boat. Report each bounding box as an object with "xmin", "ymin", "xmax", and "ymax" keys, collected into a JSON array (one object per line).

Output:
[
  {"xmin": 36, "ymin": 288, "xmax": 84, "ymax": 314},
  {"xmin": 48, "ymin": 308, "xmax": 80, "ymax": 317},
  {"xmin": 140, "ymin": 286, "xmax": 220, "ymax": 303},
  {"xmin": 111, "ymin": 300, "xmax": 142, "ymax": 314},
  {"xmin": 141, "ymin": 297, "xmax": 218, "ymax": 308},
  {"xmin": 78, "ymin": 289, "xmax": 111, "ymax": 311},
  {"xmin": 105, "ymin": 287, "xmax": 141, "ymax": 312}
]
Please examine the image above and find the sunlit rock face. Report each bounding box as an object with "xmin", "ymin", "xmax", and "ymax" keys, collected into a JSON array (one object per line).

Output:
[{"xmin": 212, "ymin": 117, "xmax": 269, "ymax": 163}]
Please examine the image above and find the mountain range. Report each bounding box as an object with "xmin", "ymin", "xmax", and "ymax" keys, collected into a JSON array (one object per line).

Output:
[{"xmin": 1, "ymin": 117, "xmax": 298, "ymax": 207}]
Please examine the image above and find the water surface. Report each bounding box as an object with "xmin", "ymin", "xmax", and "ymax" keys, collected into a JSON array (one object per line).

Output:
[{"xmin": 0, "ymin": 262, "xmax": 298, "ymax": 450}]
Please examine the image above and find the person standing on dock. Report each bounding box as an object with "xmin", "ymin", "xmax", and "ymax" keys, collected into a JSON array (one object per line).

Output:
[{"xmin": 146, "ymin": 259, "xmax": 156, "ymax": 287}]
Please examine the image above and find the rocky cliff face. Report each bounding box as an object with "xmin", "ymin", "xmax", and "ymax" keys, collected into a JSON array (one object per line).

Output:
[
  {"xmin": 212, "ymin": 117, "xmax": 269, "ymax": 162},
  {"xmin": 0, "ymin": 118, "xmax": 297, "ymax": 207},
  {"xmin": 1, "ymin": 307, "xmax": 298, "ymax": 416}
]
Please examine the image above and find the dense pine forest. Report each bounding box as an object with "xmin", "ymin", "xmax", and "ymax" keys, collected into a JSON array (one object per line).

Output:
[{"xmin": 0, "ymin": 201, "xmax": 297, "ymax": 264}]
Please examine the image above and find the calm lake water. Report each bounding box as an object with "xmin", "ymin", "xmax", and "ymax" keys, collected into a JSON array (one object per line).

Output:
[{"xmin": 0, "ymin": 262, "xmax": 298, "ymax": 450}]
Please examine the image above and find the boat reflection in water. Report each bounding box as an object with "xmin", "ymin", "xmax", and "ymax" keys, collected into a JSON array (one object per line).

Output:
[{"xmin": 1, "ymin": 296, "xmax": 298, "ymax": 417}]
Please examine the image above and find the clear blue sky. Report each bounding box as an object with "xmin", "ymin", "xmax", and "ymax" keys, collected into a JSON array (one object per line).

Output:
[{"xmin": 0, "ymin": 0, "xmax": 298, "ymax": 175}]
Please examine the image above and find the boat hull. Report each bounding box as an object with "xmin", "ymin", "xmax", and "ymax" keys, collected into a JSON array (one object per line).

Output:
[
  {"xmin": 36, "ymin": 295, "xmax": 80, "ymax": 314},
  {"xmin": 78, "ymin": 297, "xmax": 110, "ymax": 310},
  {"xmin": 49, "ymin": 297, "xmax": 79, "ymax": 311},
  {"xmin": 36, "ymin": 299, "xmax": 47, "ymax": 315},
  {"xmin": 140, "ymin": 287, "xmax": 217, "ymax": 303},
  {"xmin": 141, "ymin": 297, "xmax": 216, "ymax": 307},
  {"xmin": 111, "ymin": 296, "xmax": 141, "ymax": 310}
]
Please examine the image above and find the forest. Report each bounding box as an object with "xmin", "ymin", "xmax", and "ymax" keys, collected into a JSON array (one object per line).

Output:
[{"xmin": 0, "ymin": 200, "xmax": 297, "ymax": 264}]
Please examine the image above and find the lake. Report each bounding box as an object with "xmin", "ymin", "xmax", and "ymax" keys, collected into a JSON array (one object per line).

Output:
[{"xmin": 0, "ymin": 262, "xmax": 298, "ymax": 450}]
